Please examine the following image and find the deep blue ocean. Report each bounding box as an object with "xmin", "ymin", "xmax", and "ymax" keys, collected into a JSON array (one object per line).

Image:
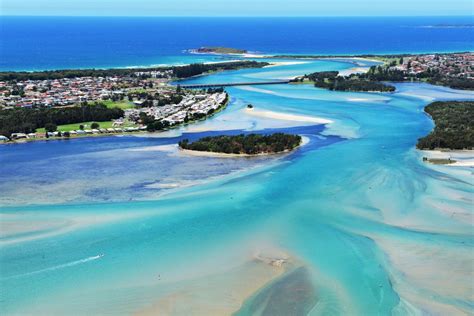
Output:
[{"xmin": 0, "ymin": 16, "xmax": 473, "ymax": 71}]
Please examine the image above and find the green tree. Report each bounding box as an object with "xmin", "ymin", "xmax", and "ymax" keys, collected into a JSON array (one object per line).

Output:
[{"xmin": 44, "ymin": 123, "xmax": 57, "ymax": 133}]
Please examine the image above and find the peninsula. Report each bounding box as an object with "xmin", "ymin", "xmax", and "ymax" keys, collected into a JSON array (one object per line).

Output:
[
  {"xmin": 417, "ymin": 101, "xmax": 473, "ymax": 150},
  {"xmin": 288, "ymin": 52, "xmax": 473, "ymax": 91},
  {"xmin": 292, "ymin": 71, "xmax": 396, "ymax": 92},
  {"xmin": 0, "ymin": 61, "xmax": 268, "ymax": 142},
  {"xmin": 178, "ymin": 133, "xmax": 302, "ymax": 155}
]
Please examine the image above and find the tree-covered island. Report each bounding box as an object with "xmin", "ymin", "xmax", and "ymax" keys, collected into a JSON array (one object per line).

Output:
[
  {"xmin": 417, "ymin": 101, "xmax": 473, "ymax": 150},
  {"xmin": 191, "ymin": 47, "xmax": 248, "ymax": 55},
  {"xmin": 178, "ymin": 133, "xmax": 302, "ymax": 155}
]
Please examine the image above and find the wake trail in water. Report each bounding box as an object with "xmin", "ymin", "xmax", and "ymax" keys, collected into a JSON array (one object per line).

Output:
[{"xmin": 2, "ymin": 254, "xmax": 104, "ymax": 280}]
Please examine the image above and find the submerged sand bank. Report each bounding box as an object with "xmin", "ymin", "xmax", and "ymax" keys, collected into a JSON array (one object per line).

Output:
[
  {"xmin": 265, "ymin": 61, "xmax": 311, "ymax": 68},
  {"xmin": 136, "ymin": 252, "xmax": 294, "ymax": 316}
]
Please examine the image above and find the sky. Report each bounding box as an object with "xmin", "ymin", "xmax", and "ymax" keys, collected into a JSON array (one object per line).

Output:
[{"xmin": 1, "ymin": 0, "xmax": 473, "ymax": 17}]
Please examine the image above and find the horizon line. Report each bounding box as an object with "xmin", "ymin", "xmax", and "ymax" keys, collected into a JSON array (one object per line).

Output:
[{"xmin": 1, "ymin": 14, "xmax": 473, "ymax": 18}]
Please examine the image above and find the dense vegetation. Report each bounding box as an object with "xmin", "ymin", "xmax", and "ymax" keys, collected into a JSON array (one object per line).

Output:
[
  {"xmin": 0, "ymin": 103, "xmax": 123, "ymax": 137},
  {"xmin": 417, "ymin": 101, "xmax": 474, "ymax": 150},
  {"xmin": 359, "ymin": 66, "xmax": 474, "ymax": 90},
  {"xmin": 0, "ymin": 61, "xmax": 268, "ymax": 81},
  {"xmin": 178, "ymin": 133, "xmax": 302, "ymax": 155},
  {"xmin": 297, "ymin": 71, "xmax": 395, "ymax": 92}
]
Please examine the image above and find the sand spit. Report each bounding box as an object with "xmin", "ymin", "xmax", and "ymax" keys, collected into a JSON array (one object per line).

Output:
[
  {"xmin": 244, "ymin": 108, "xmax": 333, "ymax": 124},
  {"xmin": 338, "ymin": 67, "xmax": 371, "ymax": 76}
]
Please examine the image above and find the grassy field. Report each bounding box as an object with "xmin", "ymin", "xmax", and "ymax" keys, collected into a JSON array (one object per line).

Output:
[
  {"xmin": 101, "ymin": 100, "xmax": 135, "ymax": 110},
  {"xmin": 289, "ymin": 79, "xmax": 315, "ymax": 85},
  {"xmin": 36, "ymin": 121, "xmax": 115, "ymax": 133},
  {"xmin": 34, "ymin": 101, "xmax": 136, "ymax": 133}
]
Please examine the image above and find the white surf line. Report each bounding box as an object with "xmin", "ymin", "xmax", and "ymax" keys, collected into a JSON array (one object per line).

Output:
[{"xmin": 2, "ymin": 254, "xmax": 105, "ymax": 280}]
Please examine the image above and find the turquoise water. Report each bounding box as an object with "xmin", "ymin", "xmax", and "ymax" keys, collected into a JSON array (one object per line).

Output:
[{"xmin": 1, "ymin": 60, "xmax": 473, "ymax": 315}]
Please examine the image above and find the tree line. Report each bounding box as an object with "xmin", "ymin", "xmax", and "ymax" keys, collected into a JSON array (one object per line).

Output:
[
  {"xmin": 0, "ymin": 103, "xmax": 123, "ymax": 137},
  {"xmin": 359, "ymin": 65, "xmax": 474, "ymax": 90},
  {"xmin": 0, "ymin": 61, "xmax": 269, "ymax": 81},
  {"xmin": 296, "ymin": 71, "xmax": 395, "ymax": 92},
  {"xmin": 178, "ymin": 133, "xmax": 302, "ymax": 155},
  {"xmin": 417, "ymin": 101, "xmax": 473, "ymax": 150}
]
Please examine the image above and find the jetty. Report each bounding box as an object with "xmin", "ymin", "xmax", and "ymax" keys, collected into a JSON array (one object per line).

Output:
[{"xmin": 180, "ymin": 80, "xmax": 290, "ymax": 89}]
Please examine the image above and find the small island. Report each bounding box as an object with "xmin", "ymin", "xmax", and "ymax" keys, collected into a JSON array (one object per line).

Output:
[
  {"xmin": 417, "ymin": 101, "xmax": 473, "ymax": 150},
  {"xmin": 191, "ymin": 46, "xmax": 248, "ymax": 55},
  {"xmin": 178, "ymin": 133, "xmax": 302, "ymax": 155}
]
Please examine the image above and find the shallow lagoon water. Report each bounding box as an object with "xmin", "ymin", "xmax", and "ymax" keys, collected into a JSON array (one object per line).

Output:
[{"xmin": 1, "ymin": 60, "xmax": 473, "ymax": 315}]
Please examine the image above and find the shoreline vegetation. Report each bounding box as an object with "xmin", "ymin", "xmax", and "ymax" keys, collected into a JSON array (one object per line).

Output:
[
  {"xmin": 178, "ymin": 133, "xmax": 302, "ymax": 156},
  {"xmin": 0, "ymin": 60, "xmax": 269, "ymax": 81},
  {"xmin": 417, "ymin": 101, "xmax": 473, "ymax": 150},
  {"xmin": 0, "ymin": 103, "xmax": 124, "ymax": 139},
  {"xmin": 291, "ymin": 71, "xmax": 396, "ymax": 92}
]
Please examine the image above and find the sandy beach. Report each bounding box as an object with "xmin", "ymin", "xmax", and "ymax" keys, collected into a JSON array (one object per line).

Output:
[{"xmin": 338, "ymin": 66, "xmax": 371, "ymax": 76}]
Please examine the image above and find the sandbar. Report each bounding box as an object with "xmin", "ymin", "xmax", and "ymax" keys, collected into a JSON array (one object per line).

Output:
[{"xmin": 244, "ymin": 108, "xmax": 333, "ymax": 124}]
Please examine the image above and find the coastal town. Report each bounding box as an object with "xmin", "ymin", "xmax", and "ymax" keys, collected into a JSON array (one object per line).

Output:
[
  {"xmin": 0, "ymin": 61, "xmax": 274, "ymax": 142},
  {"xmin": 390, "ymin": 52, "xmax": 473, "ymax": 77},
  {"xmin": 0, "ymin": 53, "xmax": 473, "ymax": 142},
  {"xmin": 0, "ymin": 86, "xmax": 228, "ymax": 141},
  {"xmin": 293, "ymin": 52, "xmax": 474, "ymax": 92},
  {"xmin": 0, "ymin": 70, "xmax": 173, "ymax": 108},
  {"xmin": 125, "ymin": 91, "xmax": 227, "ymax": 125}
]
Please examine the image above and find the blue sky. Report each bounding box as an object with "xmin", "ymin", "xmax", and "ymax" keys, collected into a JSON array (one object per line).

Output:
[{"xmin": 2, "ymin": 0, "xmax": 473, "ymax": 16}]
